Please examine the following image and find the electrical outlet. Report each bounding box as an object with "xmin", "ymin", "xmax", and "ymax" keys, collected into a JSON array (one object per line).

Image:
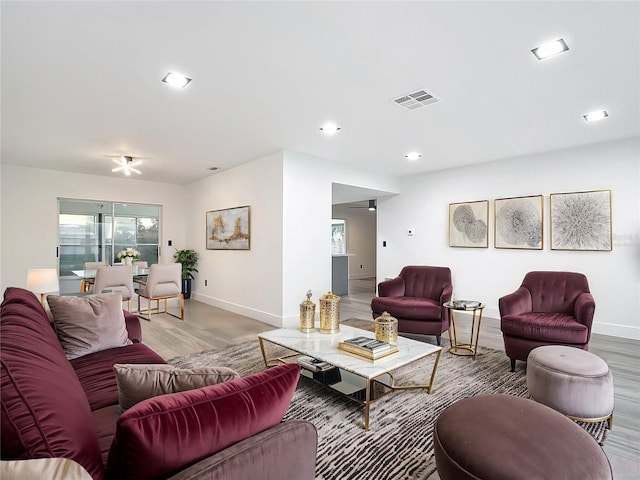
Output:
[
  {"xmin": 408, "ymin": 228, "xmax": 415, "ymax": 236},
  {"xmin": 168, "ymin": 240, "xmax": 172, "ymax": 246},
  {"xmin": 360, "ymin": 264, "xmax": 363, "ymax": 269},
  {"xmin": 204, "ymin": 280, "xmax": 208, "ymax": 286},
  {"xmin": 383, "ymin": 241, "xmax": 387, "ymax": 247}
]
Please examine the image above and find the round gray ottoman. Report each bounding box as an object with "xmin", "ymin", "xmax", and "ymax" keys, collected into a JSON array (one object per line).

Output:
[
  {"xmin": 527, "ymin": 345, "xmax": 614, "ymax": 428},
  {"xmin": 433, "ymin": 394, "xmax": 612, "ymax": 480}
]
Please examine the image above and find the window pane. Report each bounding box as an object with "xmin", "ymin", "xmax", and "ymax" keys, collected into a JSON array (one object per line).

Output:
[
  {"xmin": 58, "ymin": 214, "xmax": 101, "ymax": 275},
  {"xmin": 137, "ymin": 217, "xmax": 159, "ymax": 244},
  {"xmin": 114, "ymin": 217, "xmax": 136, "ymax": 245}
]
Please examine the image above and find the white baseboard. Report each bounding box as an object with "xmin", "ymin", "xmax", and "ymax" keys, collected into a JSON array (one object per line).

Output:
[
  {"xmin": 191, "ymin": 293, "xmax": 284, "ymax": 328},
  {"xmin": 592, "ymin": 322, "xmax": 640, "ymax": 340}
]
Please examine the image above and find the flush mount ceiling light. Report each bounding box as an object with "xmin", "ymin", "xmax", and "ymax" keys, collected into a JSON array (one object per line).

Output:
[
  {"xmin": 319, "ymin": 123, "xmax": 341, "ymax": 135},
  {"xmin": 405, "ymin": 152, "xmax": 422, "ymax": 161},
  {"xmin": 531, "ymin": 39, "xmax": 569, "ymax": 60},
  {"xmin": 162, "ymin": 72, "xmax": 192, "ymax": 88},
  {"xmin": 112, "ymin": 156, "xmax": 142, "ymax": 176},
  {"xmin": 583, "ymin": 110, "xmax": 609, "ymax": 122}
]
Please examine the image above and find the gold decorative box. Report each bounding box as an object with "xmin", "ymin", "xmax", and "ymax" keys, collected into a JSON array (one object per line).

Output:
[
  {"xmin": 319, "ymin": 291, "xmax": 340, "ymax": 334},
  {"xmin": 299, "ymin": 290, "xmax": 316, "ymax": 333},
  {"xmin": 374, "ymin": 311, "xmax": 398, "ymax": 345}
]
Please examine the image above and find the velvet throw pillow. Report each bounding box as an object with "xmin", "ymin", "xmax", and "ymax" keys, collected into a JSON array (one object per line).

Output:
[
  {"xmin": 47, "ymin": 293, "xmax": 132, "ymax": 360},
  {"xmin": 113, "ymin": 363, "xmax": 240, "ymax": 411},
  {"xmin": 106, "ymin": 363, "xmax": 300, "ymax": 480}
]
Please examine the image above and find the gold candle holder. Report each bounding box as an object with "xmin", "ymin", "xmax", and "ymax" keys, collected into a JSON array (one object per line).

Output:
[
  {"xmin": 319, "ymin": 291, "xmax": 340, "ymax": 334},
  {"xmin": 299, "ymin": 290, "xmax": 316, "ymax": 333},
  {"xmin": 374, "ymin": 311, "xmax": 398, "ymax": 345}
]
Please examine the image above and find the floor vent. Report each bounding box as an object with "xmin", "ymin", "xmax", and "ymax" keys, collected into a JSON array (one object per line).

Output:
[{"xmin": 392, "ymin": 89, "xmax": 440, "ymax": 110}]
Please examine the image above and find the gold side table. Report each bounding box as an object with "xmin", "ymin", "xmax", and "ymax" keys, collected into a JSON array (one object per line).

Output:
[{"xmin": 444, "ymin": 301, "xmax": 485, "ymax": 360}]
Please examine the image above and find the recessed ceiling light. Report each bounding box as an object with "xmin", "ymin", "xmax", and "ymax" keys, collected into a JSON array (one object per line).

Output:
[
  {"xmin": 162, "ymin": 72, "xmax": 192, "ymax": 88},
  {"xmin": 405, "ymin": 152, "xmax": 422, "ymax": 161},
  {"xmin": 583, "ymin": 110, "xmax": 609, "ymax": 122},
  {"xmin": 531, "ymin": 39, "xmax": 569, "ymax": 60},
  {"xmin": 319, "ymin": 123, "xmax": 341, "ymax": 135}
]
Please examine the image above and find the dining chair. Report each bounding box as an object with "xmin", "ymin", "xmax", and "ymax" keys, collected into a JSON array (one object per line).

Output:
[
  {"xmin": 93, "ymin": 266, "xmax": 136, "ymax": 311},
  {"xmin": 136, "ymin": 263, "xmax": 184, "ymax": 321},
  {"xmin": 81, "ymin": 261, "xmax": 107, "ymax": 292}
]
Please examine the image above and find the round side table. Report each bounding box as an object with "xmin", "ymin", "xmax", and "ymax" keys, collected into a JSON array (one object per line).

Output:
[{"xmin": 444, "ymin": 301, "xmax": 484, "ymax": 359}]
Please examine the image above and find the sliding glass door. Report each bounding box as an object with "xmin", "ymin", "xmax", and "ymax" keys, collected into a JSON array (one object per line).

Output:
[{"xmin": 58, "ymin": 199, "xmax": 161, "ymax": 278}]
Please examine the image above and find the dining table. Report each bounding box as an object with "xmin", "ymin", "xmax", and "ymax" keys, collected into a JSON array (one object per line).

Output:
[{"xmin": 72, "ymin": 267, "xmax": 149, "ymax": 292}]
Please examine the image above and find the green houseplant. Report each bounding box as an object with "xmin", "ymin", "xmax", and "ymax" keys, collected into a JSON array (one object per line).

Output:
[{"xmin": 174, "ymin": 248, "xmax": 199, "ymax": 299}]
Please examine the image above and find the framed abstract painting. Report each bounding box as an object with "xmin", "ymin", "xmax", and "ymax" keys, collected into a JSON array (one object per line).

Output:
[
  {"xmin": 494, "ymin": 195, "xmax": 543, "ymax": 250},
  {"xmin": 206, "ymin": 206, "xmax": 250, "ymax": 250},
  {"xmin": 449, "ymin": 200, "xmax": 489, "ymax": 248},
  {"xmin": 550, "ymin": 190, "xmax": 611, "ymax": 251}
]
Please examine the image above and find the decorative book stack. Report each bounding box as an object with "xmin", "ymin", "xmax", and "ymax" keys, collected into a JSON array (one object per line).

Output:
[{"xmin": 337, "ymin": 336, "xmax": 399, "ymax": 360}]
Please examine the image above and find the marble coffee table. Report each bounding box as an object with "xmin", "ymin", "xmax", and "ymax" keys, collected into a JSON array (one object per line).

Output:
[{"xmin": 258, "ymin": 323, "xmax": 442, "ymax": 430}]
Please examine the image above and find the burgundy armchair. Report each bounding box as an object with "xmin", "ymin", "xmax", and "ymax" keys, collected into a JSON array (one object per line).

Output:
[
  {"xmin": 371, "ymin": 266, "xmax": 452, "ymax": 346},
  {"xmin": 499, "ymin": 271, "xmax": 596, "ymax": 372}
]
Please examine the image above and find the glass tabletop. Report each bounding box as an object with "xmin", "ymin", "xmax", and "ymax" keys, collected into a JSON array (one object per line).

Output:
[{"xmin": 71, "ymin": 267, "xmax": 149, "ymax": 279}]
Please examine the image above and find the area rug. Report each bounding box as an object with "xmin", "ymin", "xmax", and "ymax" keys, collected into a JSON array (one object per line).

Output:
[{"xmin": 168, "ymin": 318, "xmax": 608, "ymax": 480}]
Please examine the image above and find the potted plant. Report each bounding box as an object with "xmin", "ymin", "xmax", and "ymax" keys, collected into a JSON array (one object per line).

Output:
[{"xmin": 173, "ymin": 248, "xmax": 199, "ymax": 299}]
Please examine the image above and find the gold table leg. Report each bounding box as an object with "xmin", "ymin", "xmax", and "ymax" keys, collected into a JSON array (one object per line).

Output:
[
  {"xmin": 448, "ymin": 307, "xmax": 484, "ymax": 359},
  {"xmin": 258, "ymin": 337, "xmax": 442, "ymax": 431}
]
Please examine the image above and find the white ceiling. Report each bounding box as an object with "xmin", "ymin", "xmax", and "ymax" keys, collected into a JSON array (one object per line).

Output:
[{"xmin": 2, "ymin": 1, "xmax": 639, "ymax": 186}]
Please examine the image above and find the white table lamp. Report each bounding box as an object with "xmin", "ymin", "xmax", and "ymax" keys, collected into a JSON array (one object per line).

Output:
[{"xmin": 26, "ymin": 268, "xmax": 59, "ymax": 304}]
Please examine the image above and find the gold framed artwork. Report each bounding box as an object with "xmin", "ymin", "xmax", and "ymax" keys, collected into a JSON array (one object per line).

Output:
[
  {"xmin": 206, "ymin": 206, "xmax": 250, "ymax": 250},
  {"xmin": 494, "ymin": 195, "xmax": 543, "ymax": 250},
  {"xmin": 550, "ymin": 190, "xmax": 612, "ymax": 251},
  {"xmin": 449, "ymin": 200, "xmax": 489, "ymax": 248}
]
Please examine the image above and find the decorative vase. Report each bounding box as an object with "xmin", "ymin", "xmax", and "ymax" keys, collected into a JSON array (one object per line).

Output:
[
  {"xmin": 299, "ymin": 290, "xmax": 316, "ymax": 333},
  {"xmin": 319, "ymin": 292, "xmax": 340, "ymax": 334},
  {"xmin": 123, "ymin": 257, "xmax": 132, "ymax": 266},
  {"xmin": 182, "ymin": 278, "xmax": 192, "ymax": 299},
  {"xmin": 374, "ymin": 311, "xmax": 398, "ymax": 345}
]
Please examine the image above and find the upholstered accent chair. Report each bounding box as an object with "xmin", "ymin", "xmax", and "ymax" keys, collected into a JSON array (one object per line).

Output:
[
  {"xmin": 499, "ymin": 271, "xmax": 595, "ymax": 372},
  {"xmin": 371, "ymin": 266, "xmax": 452, "ymax": 346},
  {"xmin": 93, "ymin": 265, "xmax": 136, "ymax": 310},
  {"xmin": 137, "ymin": 263, "xmax": 184, "ymax": 321}
]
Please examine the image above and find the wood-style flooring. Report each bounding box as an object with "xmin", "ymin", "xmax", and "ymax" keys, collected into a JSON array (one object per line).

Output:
[{"xmin": 140, "ymin": 278, "xmax": 640, "ymax": 480}]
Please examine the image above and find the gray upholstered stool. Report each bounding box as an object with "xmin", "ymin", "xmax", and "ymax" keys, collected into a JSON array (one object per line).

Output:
[
  {"xmin": 527, "ymin": 345, "xmax": 614, "ymax": 429},
  {"xmin": 433, "ymin": 394, "xmax": 612, "ymax": 480}
]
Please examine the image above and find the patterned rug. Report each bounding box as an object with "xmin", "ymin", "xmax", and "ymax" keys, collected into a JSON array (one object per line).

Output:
[{"xmin": 168, "ymin": 318, "xmax": 608, "ymax": 480}]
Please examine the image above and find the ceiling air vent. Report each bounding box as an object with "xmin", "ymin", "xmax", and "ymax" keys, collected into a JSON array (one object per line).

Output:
[{"xmin": 392, "ymin": 89, "xmax": 440, "ymax": 110}]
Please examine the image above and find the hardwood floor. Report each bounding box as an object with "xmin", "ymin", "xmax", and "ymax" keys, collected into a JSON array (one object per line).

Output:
[{"xmin": 140, "ymin": 279, "xmax": 640, "ymax": 479}]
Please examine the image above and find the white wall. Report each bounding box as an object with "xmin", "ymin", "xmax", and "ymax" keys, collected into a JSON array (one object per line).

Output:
[
  {"xmin": 280, "ymin": 151, "xmax": 400, "ymax": 326},
  {"xmin": 377, "ymin": 138, "xmax": 640, "ymax": 339},
  {"xmin": 0, "ymin": 165, "xmax": 186, "ymax": 292},
  {"xmin": 332, "ymin": 203, "xmax": 376, "ymax": 279},
  {"xmin": 184, "ymin": 152, "xmax": 285, "ymax": 326},
  {"xmin": 182, "ymin": 150, "xmax": 399, "ymax": 328}
]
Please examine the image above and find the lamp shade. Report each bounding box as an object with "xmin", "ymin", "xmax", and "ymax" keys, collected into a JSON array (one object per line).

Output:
[{"xmin": 26, "ymin": 268, "xmax": 59, "ymax": 294}]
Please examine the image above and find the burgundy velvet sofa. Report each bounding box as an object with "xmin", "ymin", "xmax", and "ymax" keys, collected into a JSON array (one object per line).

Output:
[
  {"xmin": 1, "ymin": 287, "xmax": 317, "ymax": 480},
  {"xmin": 499, "ymin": 271, "xmax": 596, "ymax": 372},
  {"xmin": 371, "ymin": 266, "xmax": 452, "ymax": 346}
]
